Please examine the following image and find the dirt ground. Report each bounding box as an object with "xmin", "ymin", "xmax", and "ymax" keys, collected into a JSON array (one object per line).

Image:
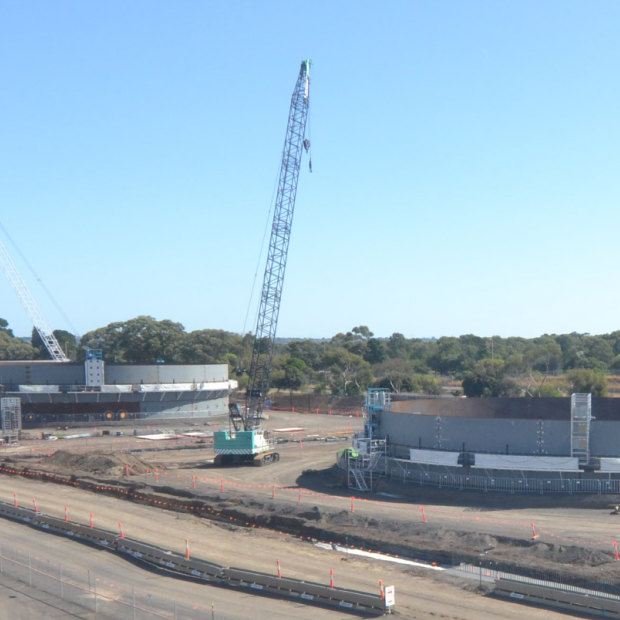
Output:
[{"xmin": 3, "ymin": 410, "xmax": 620, "ymax": 616}]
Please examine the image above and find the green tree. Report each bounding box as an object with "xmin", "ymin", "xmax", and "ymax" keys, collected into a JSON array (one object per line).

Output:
[
  {"xmin": 0, "ymin": 318, "xmax": 14, "ymax": 336},
  {"xmin": 409, "ymin": 338, "xmax": 434, "ymax": 373},
  {"xmin": 566, "ymin": 369, "xmax": 608, "ymax": 396},
  {"xmin": 319, "ymin": 348, "xmax": 372, "ymax": 395},
  {"xmin": 364, "ymin": 338, "xmax": 387, "ymax": 364},
  {"xmin": 555, "ymin": 332, "xmax": 586, "ymax": 369},
  {"xmin": 582, "ymin": 336, "xmax": 614, "ymax": 371},
  {"xmin": 428, "ymin": 337, "xmax": 464, "ymax": 374},
  {"xmin": 462, "ymin": 358, "xmax": 521, "ymax": 397},
  {"xmin": 525, "ymin": 337, "xmax": 562, "ymax": 373},
  {"xmin": 410, "ymin": 374, "xmax": 441, "ymax": 395},
  {"xmin": 460, "ymin": 334, "xmax": 488, "ymax": 364},
  {"xmin": 373, "ymin": 358, "xmax": 415, "ymax": 393},
  {"xmin": 330, "ymin": 326, "xmax": 373, "ymax": 358},
  {"xmin": 80, "ymin": 316, "xmax": 186, "ymax": 363},
  {"xmin": 286, "ymin": 339, "xmax": 324, "ymax": 369},
  {"xmin": 387, "ymin": 332, "xmax": 410, "ymax": 359},
  {"xmin": 533, "ymin": 383, "xmax": 566, "ymax": 397},
  {"xmin": 0, "ymin": 328, "xmax": 34, "ymax": 360},
  {"xmin": 180, "ymin": 329, "xmax": 243, "ymax": 365},
  {"xmin": 272, "ymin": 356, "xmax": 311, "ymax": 391},
  {"xmin": 611, "ymin": 355, "xmax": 620, "ymax": 373}
]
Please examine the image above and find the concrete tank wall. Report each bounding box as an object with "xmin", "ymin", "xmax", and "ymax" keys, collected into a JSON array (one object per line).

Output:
[
  {"xmin": 380, "ymin": 397, "xmax": 620, "ymax": 458},
  {"xmin": 0, "ymin": 362, "xmax": 84, "ymax": 387},
  {"xmin": 380, "ymin": 412, "xmax": 570, "ymax": 455},
  {"xmin": 389, "ymin": 396, "xmax": 620, "ymax": 420},
  {"xmin": 590, "ymin": 422, "xmax": 620, "ymax": 456},
  {"xmin": 0, "ymin": 362, "xmax": 229, "ymax": 387},
  {"xmin": 105, "ymin": 364, "xmax": 229, "ymax": 384}
]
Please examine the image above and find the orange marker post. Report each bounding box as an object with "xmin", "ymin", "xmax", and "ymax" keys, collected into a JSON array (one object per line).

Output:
[
  {"xmin": 185, "ymin": 538, "xmax": 190, "ymax": 560},
  {"xmin": 119, "ymin": 522, "xmax": 125, "ymax": 539},
  {"xmin": 90, "ymin": 513, "xmax": 94, "ymax": 528},
  {"xmin": 13, "ymin": 492, "xmax": 17, "ymax": 508},
  {"xmin": 277, "ymin": 559, "xmax": 282, "ymax": 579},
  {"xmin": 329, "ymin": 567, "xmax": 335, "ymax": 589},
  {"xmin": 64, "ymin": 505, "xmax": 68, "ymax": 523}
]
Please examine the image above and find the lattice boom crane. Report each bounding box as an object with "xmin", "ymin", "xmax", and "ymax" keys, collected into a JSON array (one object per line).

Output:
[
  {"xmin": 0, "ymin": 239, "xmax": 70, "ymax": 362},
  {"xmin": 214, "ymin": 59, "xmax": 311, "ymax": 465}
]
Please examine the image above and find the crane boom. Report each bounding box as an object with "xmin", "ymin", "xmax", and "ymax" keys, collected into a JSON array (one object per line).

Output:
[
  {"xmin": 0, "ymin": 239, "xmax": 70, "ymax": 362},
  {"xmin": 223, "ymin": 60, "xmax": 310, "ymax": 444},
  {"xmin": 240, "ymin": 59, "xmax": 311, "ymax": 431}
]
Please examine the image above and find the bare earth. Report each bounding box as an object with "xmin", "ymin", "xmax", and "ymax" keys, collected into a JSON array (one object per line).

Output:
[{"xmin": 1, "ymin": 410, "xmax": 618, "ymax": 618}]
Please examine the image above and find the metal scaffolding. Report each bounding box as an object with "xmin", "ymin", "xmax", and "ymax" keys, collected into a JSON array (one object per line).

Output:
[
  {"xmin": 346, "ymin": 437, "xmax": 387, "ymax": 492},
  {"xmin": 345, "ymin": 389, "xmax": 390, "ymax": 492},
  {"xmin": 1, "ymin": 397, "xmax": 22, "ymax": 444},
  {"xmin": 570, "ymin": 393, "xmax": 592, "ymax": 464}
]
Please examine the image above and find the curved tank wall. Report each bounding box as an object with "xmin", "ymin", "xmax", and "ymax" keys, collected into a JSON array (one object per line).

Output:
[
  {"xmin": 0, "ymin": 361, "xmax": 234, "ymax": 423},
  {"xmin": 380, "ymin": 397, "xmax": 620, "ymax": 458},
  {"xmin": 0, "ymin": 361, "xmax": 228, "ymax": 387}
]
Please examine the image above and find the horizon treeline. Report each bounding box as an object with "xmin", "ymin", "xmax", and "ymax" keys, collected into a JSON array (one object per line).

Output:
[{"xmin": 1, "ymin": 316, "xmax": 618, "ymax": 398}]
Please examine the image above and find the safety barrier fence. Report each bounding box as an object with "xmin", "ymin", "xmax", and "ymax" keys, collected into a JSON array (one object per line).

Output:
[
  {"xmin": 456, "ymin": 562, "xmax": 620, "ymax": 600},
  {"xmin": 268, "ymin": 405, "xmax": 364, "ymax": 417},
  {"xmin": 0, "ymin": 500, "xmax": 390, "ymax": 616},
  {"xmin": 493, "ymin": 577, "xmax": 620, "ymax": 618},
  {"xmin": 388, "ymin": 460, "xmax": 620, "ymax": 495}
]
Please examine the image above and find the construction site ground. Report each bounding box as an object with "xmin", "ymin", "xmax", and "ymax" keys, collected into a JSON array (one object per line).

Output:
[{"xmin": 1, "ymin": 409, "xmax": 619, "ymax": 618}]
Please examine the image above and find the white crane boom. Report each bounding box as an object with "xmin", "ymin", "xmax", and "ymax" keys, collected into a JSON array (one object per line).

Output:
[{"xmin": 0, "ymin": 239, "xmax": 69, "ymax": 362}]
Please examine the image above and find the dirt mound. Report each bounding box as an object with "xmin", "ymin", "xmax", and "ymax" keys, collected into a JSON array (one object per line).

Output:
[
  {"xmin": 45, "ymin": 450, "xmax": 152, "ymax": 476},
  {"xmin": 527, "ymin": 541, "xmax": 611, "ymax": 566}
]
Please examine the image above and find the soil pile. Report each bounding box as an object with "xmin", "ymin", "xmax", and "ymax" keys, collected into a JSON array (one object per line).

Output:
[{"xmin": 44, "ymin": 450, "xmax": 153, "ymax": 477}]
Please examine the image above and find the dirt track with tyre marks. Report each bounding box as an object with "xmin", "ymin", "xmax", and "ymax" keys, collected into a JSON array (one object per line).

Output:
[{"xmin": 1, "ymin": 410, "xmax": 618, "ymax": 618}]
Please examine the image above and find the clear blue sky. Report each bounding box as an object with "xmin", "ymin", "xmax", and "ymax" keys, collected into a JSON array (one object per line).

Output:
[{"xmin": 1, "ymin": 1, "xmax": 619, "ymax": 341}]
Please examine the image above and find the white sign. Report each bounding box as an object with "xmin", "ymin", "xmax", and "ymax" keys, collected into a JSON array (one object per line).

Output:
[{"xmin": 384, "ymin": 585, "xmax": 395, "ymax": 606}]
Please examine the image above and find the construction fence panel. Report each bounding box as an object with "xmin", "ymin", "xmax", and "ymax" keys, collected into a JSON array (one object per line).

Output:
[
  {"xmin": 387, "ymin": 460, "xmax": 620, "ymax": 495},
  {"xmin": 0, "ymin": 541, "xmax": 218, "ymax": 620}
]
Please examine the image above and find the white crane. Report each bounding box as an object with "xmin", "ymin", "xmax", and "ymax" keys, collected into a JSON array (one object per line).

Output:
[{"xmin": 0, "ymin": 238, "xmax": 70, "ymax": 362}]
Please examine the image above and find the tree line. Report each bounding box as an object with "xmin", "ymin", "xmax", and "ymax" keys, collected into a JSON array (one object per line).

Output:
[{"xmin": 1, "ymin": 316, "xmax": 618, "ymax": 397}]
